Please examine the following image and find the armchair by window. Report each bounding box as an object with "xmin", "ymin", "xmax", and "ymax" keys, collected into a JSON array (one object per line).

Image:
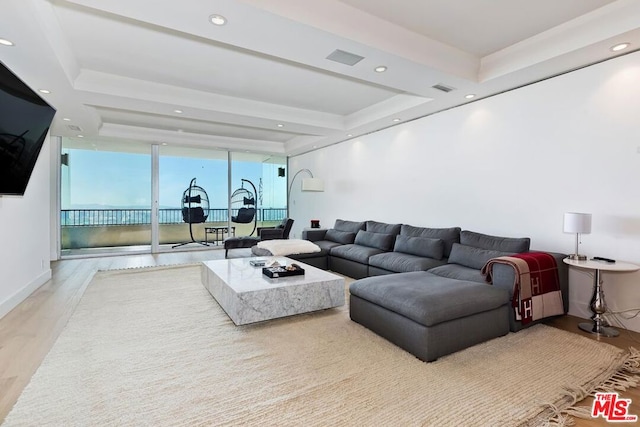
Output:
[{"xmin": 258, "ymin": 218, "xmax": 294, "ymax": 240}]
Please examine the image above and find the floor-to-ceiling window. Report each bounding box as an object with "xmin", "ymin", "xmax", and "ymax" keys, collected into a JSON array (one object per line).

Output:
[
  {"xmin": 60, "ymin": 138, "xmax": 152, "ymax": 254},
  {"xmin": 230, "ymin": 153, "xmax": 287, "ymax": 237},
  {"xmin": 59, "ymin": 139, "xmax": 288, "ymax": 255},
  {"xmin": 158, "ymin": 145, "xmax": 228, "ymax": 247}
]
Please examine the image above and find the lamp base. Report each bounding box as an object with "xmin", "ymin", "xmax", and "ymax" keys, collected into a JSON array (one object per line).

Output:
[{"xmin": 568, "ymin": 254, "xmax": 588, "ymax": 261}]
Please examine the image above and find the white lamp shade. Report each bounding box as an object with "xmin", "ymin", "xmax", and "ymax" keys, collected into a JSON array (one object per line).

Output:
[
  {"xmin": 301, "ymin": 177, "xmax": 324, "ymax": 192},
  {"xmin": 563, "ymin": 212, "xmax": 592, "ymax": 234}
]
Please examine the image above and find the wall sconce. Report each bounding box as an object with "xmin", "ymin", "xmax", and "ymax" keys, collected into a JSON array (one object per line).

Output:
[{"xmin": 563, "ymin": 212, "xmax": 592, "ymax": 260}]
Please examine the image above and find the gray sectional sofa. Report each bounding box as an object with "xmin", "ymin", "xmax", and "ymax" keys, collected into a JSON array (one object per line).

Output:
[
  {"xmin": 304, "ymin": 219, "xmax": 569, "ymax": 361},
  {"xmin": 304, "ymin": 220, "xmax": 460, "ymax": 278}
]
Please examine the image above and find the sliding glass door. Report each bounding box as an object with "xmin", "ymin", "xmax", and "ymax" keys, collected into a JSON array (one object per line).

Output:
[
  {"xmin": 230, "ymin": 152, "xmax": 287, "ymax": 237},
  {"xmin": 158, "ymin": 145, "xmax": 228, "ymax": 247},
  {"xmin": 60, "ymin": 138, "xmax": 152, "ymax": 254}
]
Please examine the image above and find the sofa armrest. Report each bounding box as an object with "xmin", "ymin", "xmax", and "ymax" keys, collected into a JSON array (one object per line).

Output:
[{"xmin": 302, "ymin": 229, "xmax": 328, "ymax": 242}]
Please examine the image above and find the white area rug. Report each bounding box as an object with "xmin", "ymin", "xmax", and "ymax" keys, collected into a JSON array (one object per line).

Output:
[{"xmin": 4, "ymin": 265, "xmax": 639, "ymax": 426}]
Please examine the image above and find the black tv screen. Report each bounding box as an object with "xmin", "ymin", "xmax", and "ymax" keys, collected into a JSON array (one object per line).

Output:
[{"xmin": 0, "ymin": 61, "xmax": 56, "ymax": 195}]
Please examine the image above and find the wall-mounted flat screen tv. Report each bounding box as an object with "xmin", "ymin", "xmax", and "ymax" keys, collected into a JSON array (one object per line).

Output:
[{"xmin": 0, "ymin": 61, "xmax": 56, "ymax": 196}]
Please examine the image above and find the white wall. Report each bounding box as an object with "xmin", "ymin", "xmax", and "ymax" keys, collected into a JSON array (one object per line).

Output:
[
  {"xmin": 0, "ymin": 137, "xmax": 52, "ymax": 319},
  {"xmin": 289, "ymin": 51, "xmax": 640, "ymax": 332}
]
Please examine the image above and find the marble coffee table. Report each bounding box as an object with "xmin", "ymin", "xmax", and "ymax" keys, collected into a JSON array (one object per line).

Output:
[{"xmin": 201, "ymin": 257, "xmax": 345, "ymax": 325}]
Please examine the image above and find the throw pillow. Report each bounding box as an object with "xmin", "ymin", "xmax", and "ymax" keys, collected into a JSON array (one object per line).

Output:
[
  {"xmin": 448, "ymin": 243, "xmax": 511, "ymax": 270},
  {"xmin": 354, "ymin": 230, "xmax": 395, "ymax": 251},
  {"xmin": 325, "ymin": 229, "xmax": 356, "ymax": 244},
  {"xmin": 393, "ymin": 235, "xmax": 444, "ymax": 260},
  {"xmin": 400, "ymin": 225, "xmax": 461, "ymax": 257}
]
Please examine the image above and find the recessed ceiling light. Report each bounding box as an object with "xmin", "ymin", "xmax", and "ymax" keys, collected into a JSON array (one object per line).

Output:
[
  {"xmin": 276, "ymin": 124, "xmax": 284, "ymax": 128},
  {"xmin": 347, "ymin": 134, "xmax": 353, "ymax": 137},
  {"xmin": 77, "ymin": 135, "xmax": 84, "ymax": 138},
  {"xmin": 611, "ymin": 42, "xmax": 630, "ymax": 52},
  {"xmin": 38, "ymin": 89, "xmax": 51, "ymax": 94},
  {"xmin": 465, "ymin": 94, "xmax": 476, "ymax": 99},
  {"xmin": 374, "ymin": 66, "xmax": 387, "ymax": 73},
  {"xmin": 0, "ymin": 38, "xmax": 14, "ymax": 46},
  {"xmin": 392, "ymin": 118, "xmax": 401, "ymax": 122},
  {"xmin": 209, "ymin": 14, "xmax": 227, "ymax": 26},
  {"xmin": 174, "ymin": 109, "xmax": 183, "ymax": 114},
  {"xmin": 63, "ymin": 117, "xmax": 71, "ymax": 121},
  {"xmin": 162, "ymin": 142, "xmax": 168, "ymax": 146}
]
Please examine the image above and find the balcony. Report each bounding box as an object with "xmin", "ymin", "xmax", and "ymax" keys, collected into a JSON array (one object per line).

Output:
[{"xmin": 61, "ymin": 208, "xmax": 286, "ymax": 249}]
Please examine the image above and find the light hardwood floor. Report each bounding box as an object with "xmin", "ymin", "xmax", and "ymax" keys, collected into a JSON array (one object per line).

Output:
[{"xmin": 1, "ymin": 249, "xmax": 639, "ymax": 426}]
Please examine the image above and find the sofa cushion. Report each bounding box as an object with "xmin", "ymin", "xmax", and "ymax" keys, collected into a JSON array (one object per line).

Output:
[
  {"xmin": 366, "ymin": 220, "xmax": 401, "ymax": 235},
  {"xmin": 334, "ymin": 219, "xmax": 366, "ymax": 233},
  {"xmin": 448, "ymin": 243, "xmax": 511, "ymax": 270},
  {"xmin": 400, "ymin": 225, "xmax": 461, "ymax": 257},
  {"xmin": 428, "ymin": 264, "xmax": 486, "ymax": 283},
  {"xmin": 325, "ymin": 229, "xmax": 356, "ymax": 244},
  {"xmin": 460, "ymin": 230, "xmax": 530, "ymax": 253},
  {"xmin": 369, "ymin": 252, "xmax": 447, "ymax": 273},
  {"xmin": 354, "ymin": 230, "xmax": 395, "ymax": 251},
  {"xmin": 349, "ymin": 271, "xmax": 509, "ymax": 327},
  {"xmin": 330, "ymin": 244, "xmax": 385, "ymax": 264},
  {"xmin": 393, "ymin": 235, "xmax": 444, "ymax": 260}
]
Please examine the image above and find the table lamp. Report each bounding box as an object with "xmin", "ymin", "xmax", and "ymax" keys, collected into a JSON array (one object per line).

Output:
[{"xmin": 563, "ymin": 212, "xmax": 592, "ymax": 260}]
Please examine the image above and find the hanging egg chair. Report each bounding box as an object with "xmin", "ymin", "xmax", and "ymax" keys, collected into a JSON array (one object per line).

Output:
[
  {"xmin": 172, "ymin": 177, "xmax": 210, "ymax": 248},
  {"xmin": 231, "ymin": 178, "xmax": 257, "ymax": 236}
]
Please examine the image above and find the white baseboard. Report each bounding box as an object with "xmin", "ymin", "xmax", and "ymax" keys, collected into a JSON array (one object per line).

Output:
[
  {"xmin": 569, "ymin": 302, "xmax": 640, "ymax": 333},
  {"xmin": 568, "ymin": 302, "xmax": 591, "ymax": 320},
  {"xmin": 0, "ymin": 269, "xmax": 52, "ymax": 320}
]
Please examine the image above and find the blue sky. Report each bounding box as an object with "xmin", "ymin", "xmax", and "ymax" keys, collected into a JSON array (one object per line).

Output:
[{"xmin": 61, "ymin": 149, "xmax": 287, "ymax": 209}]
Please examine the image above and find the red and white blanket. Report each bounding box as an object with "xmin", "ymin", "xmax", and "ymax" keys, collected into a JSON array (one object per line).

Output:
[{"xmin": 481, "ymin": 252, "xmax": 564, "ymax": 325}]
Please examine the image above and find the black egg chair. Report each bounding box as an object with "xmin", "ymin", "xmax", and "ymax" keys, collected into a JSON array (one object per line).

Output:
[
  {"xmin": 172, "ymin": 178, "xmax": 210, "ymax": 248},
  {"xmin": 231, "ymin": 178, "xmax": 257, "ymax": 236}
]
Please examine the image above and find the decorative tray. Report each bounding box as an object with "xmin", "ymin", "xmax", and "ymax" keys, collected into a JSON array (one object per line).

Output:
[{"xmin": 262, "ymin": 266, "xmax": 305, "ymax": 278}]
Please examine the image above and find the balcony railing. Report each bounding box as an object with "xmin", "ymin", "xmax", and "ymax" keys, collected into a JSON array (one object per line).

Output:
[{"xmin": 61, "ymin": 208, "xmax": 287, "ymax": 227}]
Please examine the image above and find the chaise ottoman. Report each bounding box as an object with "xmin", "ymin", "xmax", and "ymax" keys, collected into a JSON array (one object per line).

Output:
[
  {"xmin": 224, "ymin": 236, "xmax": 261, "ymax": 258},
  {"xmin": 349, "ymin": 271, "xmax": 510, "ymax": 362}
]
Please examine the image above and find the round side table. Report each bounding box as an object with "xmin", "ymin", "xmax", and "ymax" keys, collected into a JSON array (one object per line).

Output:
[{"xmin": 563, "ymin": 258, "xmax": 640, "ymax": 337}]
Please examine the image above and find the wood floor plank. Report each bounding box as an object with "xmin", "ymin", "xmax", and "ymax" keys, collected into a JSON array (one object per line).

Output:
[
  {"xmin": 1, "ymin": 247, "xmax": 638, "ymax": 426},
  {"xmin": 545, "ymin": 315, "xmax": 640, "ymax": 426}
]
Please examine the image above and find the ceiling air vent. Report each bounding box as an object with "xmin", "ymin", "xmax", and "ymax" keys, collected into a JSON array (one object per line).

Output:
[
  {"xmin": 432, "ymin": 84, "xmax": 455, "ymax": 93},
  {"xmin": 67, "ymin": 124, "xmax": 82, "ymax": 132},
  {"xmin": 326, "ymin": 49, "xmax": 365, "ymax": 66}
]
